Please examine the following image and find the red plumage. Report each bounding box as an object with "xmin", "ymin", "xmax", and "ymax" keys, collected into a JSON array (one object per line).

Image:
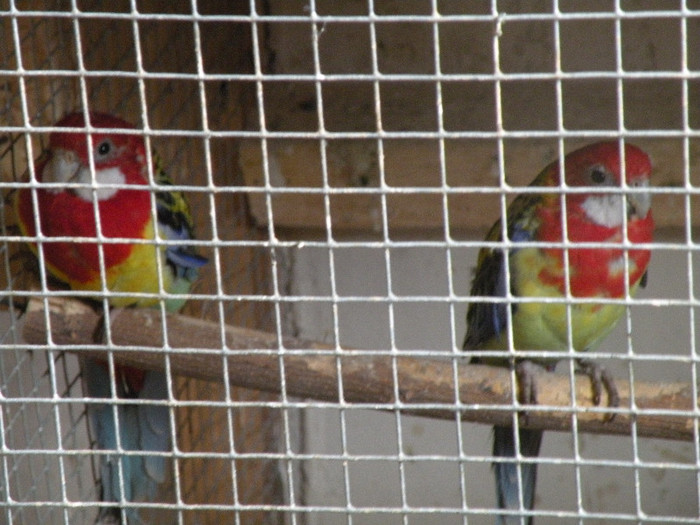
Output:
[
  {"xmin": 531, "ymin": 141, "xmax": 653, "ymax": 298},
  {"xmin": 16, "ymin": 112, "xmax": 152, "ymax": 284},
  {"xmin": 536, "ymin": 205, "xmax": 653, "ymax": 298}
]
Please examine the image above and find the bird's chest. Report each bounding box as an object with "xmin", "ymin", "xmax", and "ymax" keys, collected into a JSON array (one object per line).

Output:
[
  {"xmin": 28, "ymin": 189, "xmax": 172, "ymax": 304},
  {"xmin": 507, "ymin": 247, "xmax": 632, "ymax": 354}
]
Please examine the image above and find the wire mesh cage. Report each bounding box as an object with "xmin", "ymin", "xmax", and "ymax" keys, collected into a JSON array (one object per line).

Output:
[{"xmin": 0, "ymin": 1, "xmax": 699, "ymax": 524}]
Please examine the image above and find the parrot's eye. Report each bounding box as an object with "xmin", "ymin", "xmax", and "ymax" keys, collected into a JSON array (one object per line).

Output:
[
  {"xmin": 589, "ymin": 166, "xmax": 609, "ymax": 185},
  {"xmin": 95, "ymin": 140, "xmax": 112, "ymax": 159}
]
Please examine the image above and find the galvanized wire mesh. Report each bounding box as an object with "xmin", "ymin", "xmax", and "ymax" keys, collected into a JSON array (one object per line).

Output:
[{"xmin": 0, "ymin": 1, "xmax": 698, "ymax": 524}]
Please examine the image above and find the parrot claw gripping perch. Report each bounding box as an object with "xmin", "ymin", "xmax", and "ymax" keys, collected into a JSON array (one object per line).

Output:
[
  {"xmin": 576, "ymin": 358, "xmax": 620, "ymax": 420},
  {"xmin": 515, "ymin": 360, "xmax": 540, "ymax": 407},
  {"xmin": 513, "ymin": 357, "xmax": 620, "ymax": 425}
]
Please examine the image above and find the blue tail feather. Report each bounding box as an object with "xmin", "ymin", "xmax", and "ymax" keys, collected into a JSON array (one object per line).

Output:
[
  {"xmin": 493, "ymin": 425, "xmax": 543, "ymax": 525},
  {"xmin": 83, "ymin": 358, "xmax": 170, "ymax": 523},
  {"xmin": 134, "ymin": 371, "xmax": 170, "ymax": 490}
]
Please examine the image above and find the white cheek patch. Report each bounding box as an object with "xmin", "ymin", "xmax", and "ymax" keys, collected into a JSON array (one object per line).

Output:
[
  {"xmin": 581, "ymin": 194, "xmax": 625, "ymax": 228},
  {"xmin": 73, "ymin": 166, "xmax": 126, "ymax": 201}
]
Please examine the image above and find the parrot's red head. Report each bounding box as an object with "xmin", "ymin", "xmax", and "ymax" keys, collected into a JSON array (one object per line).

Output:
[
  {"xmin": 556, "ymin": 141, "xmax": 653, "ymax": 229},
  {"xmin": 39, "ymin": 111, "xmax": 149, "ymax": 201},
  {"xmin": 527, "ymin": 141, "xmax": 654, "ymax": 299}
]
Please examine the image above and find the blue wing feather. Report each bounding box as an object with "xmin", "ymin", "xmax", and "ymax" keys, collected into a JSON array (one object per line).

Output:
[
  {"xmin": 153, "ymin": 158, "xmax": 208, "ymax": 281},
  {"xmin": 156, "ymin": 194, "xmax": 207, "ymax": 277},
  {"xmin": 464, "ymin": 221, "xmax": 534, "ymax": 351},
  {"xmin": 463, "ymin": 205, "xmax": 542, "ymax": 525}
]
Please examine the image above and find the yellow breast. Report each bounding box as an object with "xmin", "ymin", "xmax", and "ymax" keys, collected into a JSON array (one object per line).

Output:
[
  {"xmin": 481, "ymin": 247, "xmax": 635, "ymax": 357},
  {"xmin": 68, "ymin": 220, "xmax": 173, "ymax": 308}
]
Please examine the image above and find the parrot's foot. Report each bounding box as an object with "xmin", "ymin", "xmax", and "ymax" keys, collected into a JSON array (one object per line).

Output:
[
  {"xmin": 576, "ymin": 358, "xmax": 619, "ymax": 421},
  {"xmin": 515, "ymin": 360, "xmax": 541, "ymax": 406},
  {"xmin": 514, "ymin": 360, "xmax": 543, "ymax": 425}
]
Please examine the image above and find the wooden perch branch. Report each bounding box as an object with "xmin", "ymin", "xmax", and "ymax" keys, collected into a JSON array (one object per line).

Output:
[{"xmin": 21, "ymin": 298, "xmax": 697, "ymax": 442}]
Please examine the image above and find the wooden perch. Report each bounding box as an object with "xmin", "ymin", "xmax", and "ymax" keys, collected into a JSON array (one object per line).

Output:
[{"xmin": 21, "ymin": 297, "xmax": 697, "ymax": 442}]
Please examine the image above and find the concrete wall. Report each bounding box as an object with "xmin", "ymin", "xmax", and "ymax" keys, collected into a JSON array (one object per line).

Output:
[{"xmin": 291, "ymin": 238, "xmax": 697, "ymax": 524}]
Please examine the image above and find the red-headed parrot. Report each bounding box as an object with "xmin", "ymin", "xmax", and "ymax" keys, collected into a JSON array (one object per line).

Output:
[
  {"xmin": 464, "ymin": 141, "xmax": 653, "ymax": 524},
  {"xmin": 16, "ymin": 111, "xmax": 207, "ymax": 523}
]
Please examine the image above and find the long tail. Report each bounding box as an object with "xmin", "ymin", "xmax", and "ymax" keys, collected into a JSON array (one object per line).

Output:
[
  {"xmin": 83, "ymin": 358, "xmax": 170, "ymax": 523},
  {"xmin": 493, "ymin": 425, "xmax": 543, "ymax": 525}
]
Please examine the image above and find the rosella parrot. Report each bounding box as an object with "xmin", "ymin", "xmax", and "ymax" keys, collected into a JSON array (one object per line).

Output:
[
  {"xmin": 15, "ymin": 111, "xmax": 207, "ymax": 523},
  {"xmin": 463, "ymin": 141, "xmax": 654, "ymax": 524}
]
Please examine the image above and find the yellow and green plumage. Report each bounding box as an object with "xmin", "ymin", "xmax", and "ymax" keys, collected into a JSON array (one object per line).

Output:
[
  {"xmin": 470, "ymin": 198, "xmax": 649, "ymax": 357},
  {"xmin": 464, "ymin": 141, "xmax": 654, "ymax": 524}
]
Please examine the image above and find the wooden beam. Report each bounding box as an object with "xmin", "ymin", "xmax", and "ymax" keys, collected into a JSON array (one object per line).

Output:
[
  {"xmin": 22, "ymin": 297, "xmax": 697, "ymax": 442},
  {"xmin": 240, "ymin": 138, "xmax": 692, "ymax": 233}
]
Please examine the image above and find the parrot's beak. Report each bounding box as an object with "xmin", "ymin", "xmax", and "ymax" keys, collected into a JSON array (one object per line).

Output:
[
  {"xmin": 627, "ymin": 178, "xmax": 651, "ymax": 220},
  {"xmin": 41, "ymin": 148, "xmax": 83, "ymax": 188},
  {"xmin": 40, "ymin": 147, "xmax": 125, "ymax": 202}
]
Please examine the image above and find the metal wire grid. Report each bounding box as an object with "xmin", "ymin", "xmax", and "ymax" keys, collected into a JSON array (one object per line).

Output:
[
  {"xmin": 0, "ymin": 1, "xmax": 698, "ymax": 524},
  {"xmin": 1, "ymin": 1, "xmax": 284, "ymax": 524}
]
